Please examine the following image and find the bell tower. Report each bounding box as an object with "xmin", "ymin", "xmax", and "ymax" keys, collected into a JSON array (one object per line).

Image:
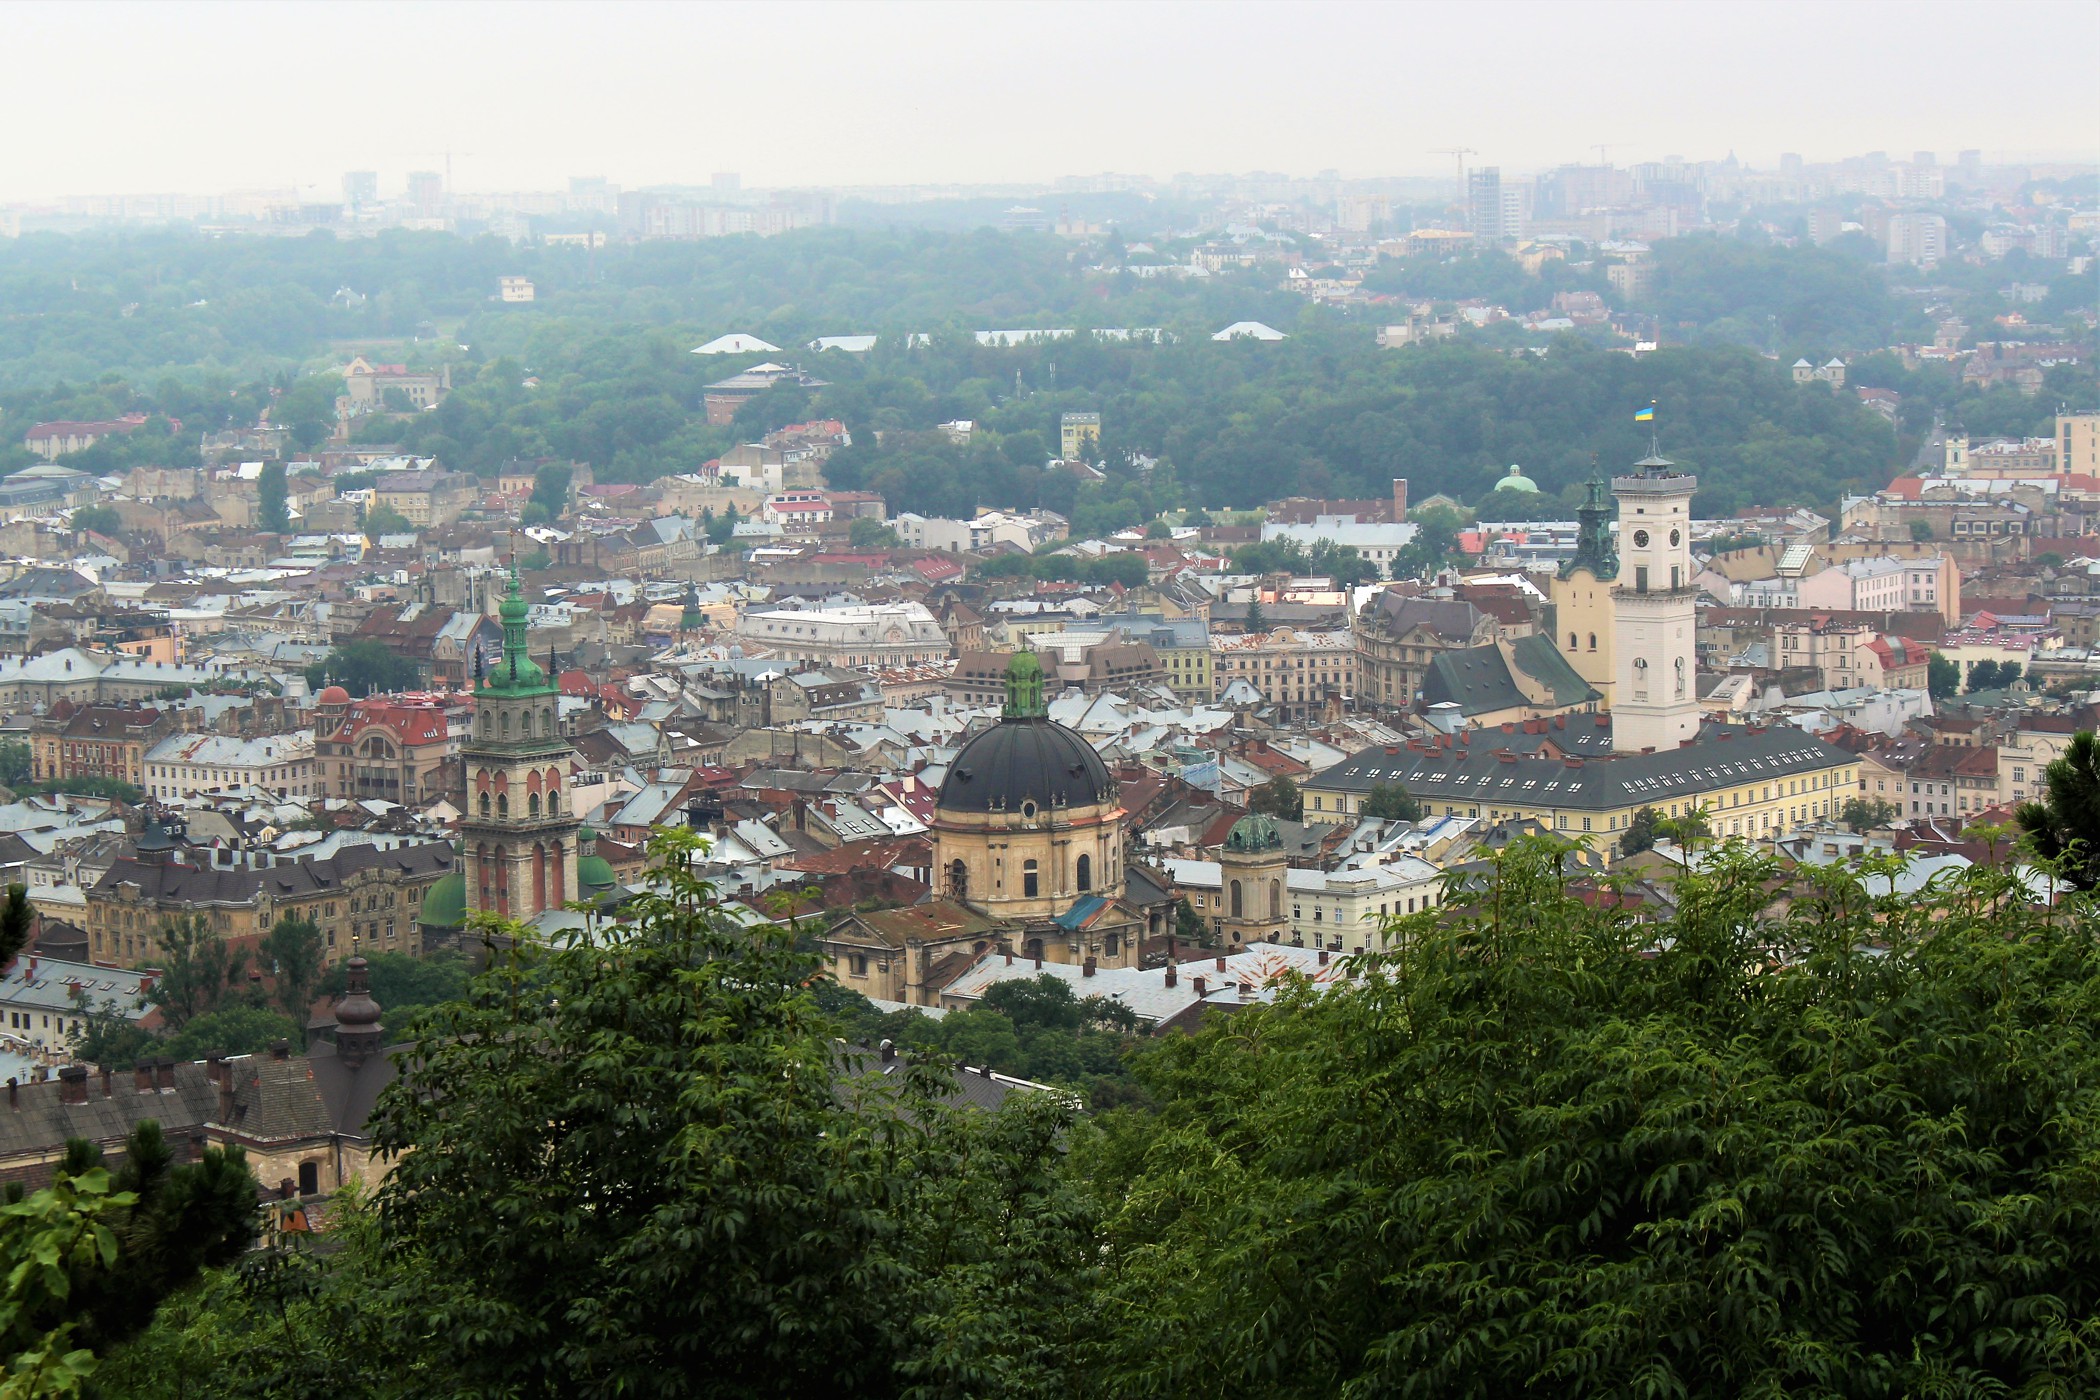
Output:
[
  {"xmin": 1551, "ymin": 474, "xmax": 1618, "ymax": 703},
  {"xmin": 1610, "ymin": 449, "xmax": 1700, "ymax": 754},
  {"xmin": 1216, "ymin": 813, "xmax": 1289, "ymax": 949},
  {"xmin": 461, "ymin": 567, "xmax": 580, "ymax": 924}
]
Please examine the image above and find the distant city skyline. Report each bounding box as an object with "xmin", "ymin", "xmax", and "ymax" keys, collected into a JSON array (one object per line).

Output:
[{"xmin": 0, "ymin": 0, "xmax": 2092, "ymax": 203}]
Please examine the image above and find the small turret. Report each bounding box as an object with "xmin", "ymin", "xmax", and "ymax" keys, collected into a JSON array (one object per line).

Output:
[{"xmin": 332, "ymin": 956, "xmax": 384, "ymax": 1070}]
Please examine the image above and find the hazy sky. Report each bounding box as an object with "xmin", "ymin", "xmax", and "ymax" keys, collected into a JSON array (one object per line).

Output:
[{"xmin": 3, "ymin": 0, "xmax": 2092, "ymax": 200}]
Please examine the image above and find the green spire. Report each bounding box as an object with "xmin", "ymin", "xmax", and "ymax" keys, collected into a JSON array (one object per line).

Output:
[
  {"xmin": 1559, "ymin": 473, "xmax": 1619, "ymax": 582},
  {"xmin": 1002, "ymin": 648, "xmax": 1047, "ymax": 720},
  {"xmin": 482, "ymin": 564, "xmax": 551, "ymax": 695}
]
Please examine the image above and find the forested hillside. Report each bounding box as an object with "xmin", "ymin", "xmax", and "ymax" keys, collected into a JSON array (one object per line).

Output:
[{"xmin": 4, "ymin": 225, "xmax": 2091, "ymax": 517}]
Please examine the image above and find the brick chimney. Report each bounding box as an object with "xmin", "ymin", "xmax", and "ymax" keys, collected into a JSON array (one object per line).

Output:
[
  {"xmin": 216, "ymin": 1071, "xmax": 235, "ymax": 1128},
  {"xmin": 1192, "ymin": 976, "xmax": 1207, "ymax": 997},
  {"xmin": 1082, "ymin": 957, "xmax": 1096, "ymax": 977},
  {"xmin": 1164, "ymin": 966, "xmax": 1178, "ymax": 987},
  {"xmin": 1392, "ymin": 478, "xmax": 1409, "ymax": 522},
  {"xmin": 204, "ymin": 1050, "xmax": 226, "ymax": 1086},
  {"xmin": 153, "ymin": 1058, "xmax": 176, "ymax": 1092},
  {"xmin": 57, "ymin": 1066, "xmax": 88, "ymax": 1106},
  {"xmin": 134, "ymin": 1061, "xmax": 154, "ymax": 1094},
  {"xmin": 269, "ymin": 1040, "xmax": 291, "ymax": 1061},
  {"xmin": 99, "ymin": 1066, "xmax": 113, "ymax": 1098},
  {"xmin": 1215, "ymin": 956, "xmax": 1227, "ymax": 972},
  {"xmin": 5, "ymin": 1078, "xmax": 15, "ymax": 1111}
]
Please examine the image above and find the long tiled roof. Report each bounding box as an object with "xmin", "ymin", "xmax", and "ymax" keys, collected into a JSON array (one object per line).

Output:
[
  {"xmin": 91, "ymin": 840, "xmax": 454, "ymax": 906},
  {"xmin": 1314, "ymin": 720, "xmax": 1853, "ymax": 812}
]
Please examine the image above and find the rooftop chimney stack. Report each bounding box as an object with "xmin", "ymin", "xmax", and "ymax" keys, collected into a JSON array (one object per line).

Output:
[{"xmin": 57, "ymin": 1066, "xmax": 88, "ymax": 1106}]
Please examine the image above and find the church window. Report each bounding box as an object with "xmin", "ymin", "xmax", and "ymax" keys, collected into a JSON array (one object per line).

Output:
[
  {"xmin": 1568, "ymin": 632, "xmax": 1577, "ymax": 650},
  {"xmin": 529, "ymin": 793, "xmax": 541, "ymax": 817},
  {"xmin": 497, "ymin": 794, "xmax": 508, "ymax": 818},
  {"xmin": 501, "ymin": 713, "xmax": 511, "ymax": 738},
  {"xmin": 1587, "ymin": 633, "xmax": 1597, "ymax": 651},
  {"xmin": 949, "ymin": 859, "xmax": 968, "ymax": 900},
  {"xmin": 1023, "ymin": 860, "xmax": 1039, "ymax": 898},
  {"xmin": 1076, "ymin": 854, "xmax": 1092, "ymax": 892},
  {"xmin": 480, "ymin": 793, "xmax": 490, "ymax": 818},
  {"xmin": 1635, "ymin": 566, "xmax": 1649, "ymax": 593},
  {"xmin": 1230, "ymin": 879, "xmax": 1244, "ymax": 918},
  {"xmin": 1270, "ymin": 880, "xmax": 1281, "ymax": 917}
]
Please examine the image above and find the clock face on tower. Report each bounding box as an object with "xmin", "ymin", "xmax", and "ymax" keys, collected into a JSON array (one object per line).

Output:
[{"xmin": 1632, "ymin": 529, "xmax": 1650, "ymax": 548}]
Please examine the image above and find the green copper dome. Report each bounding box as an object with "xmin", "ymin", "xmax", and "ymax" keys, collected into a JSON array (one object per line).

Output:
[
  {"xmin": 1495, "ymin": 463, "xmax": 1540, "ymax": 494},
  {"xmin": 578, "ymin": 854, "xmax": 617, "ymax": 894},
  {"xmin": 419, "ymin": 871, "xmax": 467, "ymax": 929},
  {"xmin": 1225, "ymin": 812, "xmax": 1284, "ymax": 852}
]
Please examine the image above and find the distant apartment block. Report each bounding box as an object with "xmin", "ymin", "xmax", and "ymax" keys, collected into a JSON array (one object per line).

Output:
[{"xmin": 1060, "ymin": 412, "xmax": 1101, "ymax": 461}]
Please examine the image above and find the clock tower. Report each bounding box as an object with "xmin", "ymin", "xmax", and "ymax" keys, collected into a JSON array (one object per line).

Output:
[
  {"xmin": 1610, "ymin": 451, "xmax": 1701, "ymax": 755},
  {"xmin": 461, "ymin": 567, "xmax": 580, "ymax": 923}
]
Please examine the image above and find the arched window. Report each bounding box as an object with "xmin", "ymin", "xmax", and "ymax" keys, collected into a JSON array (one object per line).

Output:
[
  {"xmin": 545, "ymin": 707, "xmax": 556, "ymax": 735},
  {"xmin": 497, "ymin": 793, "xmax": 509, "ymax": 818},
  {"xmin": 1270, "ymin": 879, "xmax": 1281, "ymax": 917},
  {"xmin": 479, "ymin": 792, "xmax": 490, "ymax": 818},
  {"xmin": 948, "ymin": 859, "xmax": 968, "ymax": 900},
  {"xmin": 1022, "ymin": 860, "xmax": 1039, "ymax": 898},
  {"xmin": 501, "ymin": 712, "xmax": 511, "ymax": 738},
  {"xmin": 1587, "ymin": 632, "xmax": 1597, "ymax": 651},
  {"xmin": 528, "ymin": 793, "xmax": 541, "ymax": 817},
  {"xmin": 1076, "ymin": 853, "xmax": 1092, "ymax": 893},
  {"xmin": 1567, "ymin": 632, "xmax": 1577, "ymax": 651},
  {"xmin": 1230, "ymin": 879, "xmax": 1244, "ymax": 918}
]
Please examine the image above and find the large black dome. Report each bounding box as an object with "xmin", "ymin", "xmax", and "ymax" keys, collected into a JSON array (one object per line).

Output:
[{"xmin": 938, "ymin": 717, "xmax": 1115, "ymax": 815}]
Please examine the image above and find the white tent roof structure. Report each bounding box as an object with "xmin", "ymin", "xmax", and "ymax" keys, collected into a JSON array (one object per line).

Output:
[
  {"xmin": 691, "ymin": 333, "xmax": 783, "ymax": 355},
  {"xmin": 1212, "ymin": 321, "xmax": 1287, "ymax": 341}
]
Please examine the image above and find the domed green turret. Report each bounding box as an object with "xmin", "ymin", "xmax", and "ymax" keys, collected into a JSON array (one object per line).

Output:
[
  {"xmin": 481, "ymin": 563, "xmax": 551, "ymax": 696},
  {"xmin": 1225, "ymin": 812, "xmax": 1284, "ymax": 852},
  {"xmin": 1001, "ymin": 648, "xmax": 1047, "ymax": 720},
  {"xmin": 577, "ymin": 826, "xmax": 616, "ymax": 895}
]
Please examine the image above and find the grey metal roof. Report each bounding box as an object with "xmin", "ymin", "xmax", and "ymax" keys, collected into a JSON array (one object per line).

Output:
[{"xmin": 1313, "ymin": 721, "xmax": 1853, "ymax": 812}]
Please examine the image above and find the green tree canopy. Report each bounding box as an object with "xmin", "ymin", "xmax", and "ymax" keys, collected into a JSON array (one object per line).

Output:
[
  {"xmin": 1361, "ymin": 783, "xmax": 1423, "ymax": 822},
  {"xmin": 2016, "ymin": 729, "xmax": 2099, "ymax": 890},
  {"xmin": 257, "ymin": 461, "xmax": 289, "ymax": 533},
  {"xmin": 302, "ymin": 639, "xmax": 422, "ymax": 698},
  {"xmin": 70, "ymin": 504, "xmax": 122, "ymax": 538},
  {"xmin": 356, "ymin": 831, "xmax": 1093, "ymax": 1396},
  {"xmin": 1075, "ymin": 837, "xmax": 2100, "ymax": 1396},
  {"xmin": 1248, "ymin": 776, "xmax": 1303, "ymax": 821}
]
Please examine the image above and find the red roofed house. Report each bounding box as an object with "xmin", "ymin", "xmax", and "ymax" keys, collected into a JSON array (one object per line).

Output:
[
  {"xmin": 911, "ymin": 556, "xmax": 966, "ymax": 586},
  {"xmin": 24, "ymin": 414, "xmax": 152, "ymax": 460},
  {"xmin": 313, "ymin": 689, "xmax": 458, "ymax": 807}
]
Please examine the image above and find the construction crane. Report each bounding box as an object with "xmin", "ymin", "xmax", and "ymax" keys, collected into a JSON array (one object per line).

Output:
[
  {"xmin": 1430, "ymin": 147, "xmax": 1477, "ymax": 209},
  {"xmin": 1593, "ymin": 143, "xmax": 1616, "ymax": 167}
]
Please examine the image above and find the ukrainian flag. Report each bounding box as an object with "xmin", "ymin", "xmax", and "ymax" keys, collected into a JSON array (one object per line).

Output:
[{"xmin": 1634, "ymin": 402, "xmax": 1656, "ymax": 423}]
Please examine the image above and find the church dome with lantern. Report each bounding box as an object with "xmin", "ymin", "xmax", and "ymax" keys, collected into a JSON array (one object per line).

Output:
[{"xmin": 931, "ymin": 650, "xmax": 1124, "ymax": 918}]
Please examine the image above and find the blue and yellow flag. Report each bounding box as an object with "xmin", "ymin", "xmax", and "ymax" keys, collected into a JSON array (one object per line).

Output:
[{"xmin": 1634, "ymin": 401, "xmax": 1656, "ymax": 423}]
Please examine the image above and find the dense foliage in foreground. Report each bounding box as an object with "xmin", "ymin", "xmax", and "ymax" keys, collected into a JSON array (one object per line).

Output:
[{"xmin": 78, "ymin": 837, "xmax": 2100, "ymax": 1396}]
